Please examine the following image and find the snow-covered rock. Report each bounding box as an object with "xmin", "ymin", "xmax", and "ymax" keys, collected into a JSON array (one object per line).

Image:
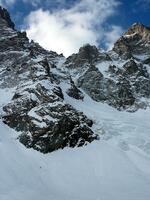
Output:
[
  {"xmin": 0, "ymin": 7, "xmax": 150, "ymax": 153},
  {"xmin": 0, "ymin": 7, "xmax": 98, "ymax": 153},
  {"xmin": 64, "ymin": 26, "xmax": 150, "ymax": 111},
  {"xmin": 0, "ymin": 7, "xmax": 150, "ymax": 200}
]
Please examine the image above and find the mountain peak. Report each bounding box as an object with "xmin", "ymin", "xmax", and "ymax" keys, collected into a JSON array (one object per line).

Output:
[
  {"xmin": 130, "ymin": 22, "xmax": 145, "ymax": 28},
  {"xmin": 0, "ymin": 6, "xmax": 15, "ymax": 29},
  {"xmin": 124, "ymin": 22, "xmax": 150, "ymax": 40},
  {"xmin": 112, "ymin": 22, "xmax": 150, "ymax": 59}
]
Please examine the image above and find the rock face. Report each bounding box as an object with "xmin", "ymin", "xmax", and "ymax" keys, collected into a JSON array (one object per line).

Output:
[
  {"xmin": 65, "ymin": 44, "xmax": 110, "ymax": 68},
  {"xmin": 0, "ymin": 7, "xmax": 98, "ymax": 153},
  {"xmin": 0, "ymin": 7, "xmax": 150, "ymax": 153},
  {"xmin": 66, "ymin": 77, "xmax": 84, "ymax": 100},
  {"xmin": 0, "ymin": 6, "xmax": 15, "ymax": 29},
  {"xmin": 113, "ymin": 23, "xmax": 150, "ymax": 59},
  {"xmin": 65, "ymin": 23, "xmax": 150, "ymax": 111},
  {"xmin": 77, "ymin": 63, "xmax": 136, "ymax": 110}
]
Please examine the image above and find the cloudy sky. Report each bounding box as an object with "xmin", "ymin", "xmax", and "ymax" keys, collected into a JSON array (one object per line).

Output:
[{"xmin": 0, "ymin": 0, "xmax": 150, "ymax": 56}]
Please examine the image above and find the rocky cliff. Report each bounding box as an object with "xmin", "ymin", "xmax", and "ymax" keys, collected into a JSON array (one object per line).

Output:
[
  {"xmin": 0, "ymin": 7, "xmax": 150, "ymax": 153},
  {"xmin": 0, "ymin": 6, "xmax": 98, "ymax": 153},
  {"xmin": 65, "ymin": 23, "xmax": 150, "ymax": 111}
]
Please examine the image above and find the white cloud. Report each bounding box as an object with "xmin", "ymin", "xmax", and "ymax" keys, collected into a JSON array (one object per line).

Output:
[{"xmin": 24, "ymin": 0, "xmax": 123, "ymax": 56}]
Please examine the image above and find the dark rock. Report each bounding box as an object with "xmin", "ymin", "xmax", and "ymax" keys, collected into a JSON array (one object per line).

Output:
[
  {"xmin": 122, "ymin": 60, "xmax": 149, "ymax": 78},
  {"xmin": 65, "ymin": 44, "xmax": 109, "ymax": 68},
  {"xmin": 123, "ymin": 60, "xmax": 139, "ymax": 74},
  {"xmin": 2, "ymin": 75, "xmax": 98, "ymax": 153},
  {"xmin": 0, "ymin": 6, "xmax": 15, "ymax": 29},
  {"xmin": 143, "ymin": 57, "xmax": 150, "ymax": 65},
  {"xmin": 77, "ymin": 63, "xmax": 137, "ymax": 109},
  {"xmin": 67, "ymin": 77, "xmax": 84, "ymax": 100},
  {"xmin": 77, "ymin": 44, "xmax": 99, "ymax": 63},
  {"xmin": 78, "ymin": 65, "xmax": 106, "ymax": 101},
  {"xmin": 3, "ymin": 99, "xmax": 98, "ymax": 153},
  {"xmin": 112, "ymin": 37, "xmax": 132, "ymax": 59},
  {"xmin": 18, "ymin": 133, "xmax": 32, "ymax": 148},
  {"xmin": 113, "ymin": 23, "xmax": 150, "ymax": 59}
]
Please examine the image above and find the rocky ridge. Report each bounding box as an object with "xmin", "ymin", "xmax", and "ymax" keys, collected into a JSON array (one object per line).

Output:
[
  {"xmin": 64, "ymin": 23, "xmax": 150, "ymax": 111},
  {"xmin": 0, "ymin": 6, "xmax": 98, "ymax": 153},
  {"xmin": 113, "ymin": 23, "xmax": 150, "ymax": 59},
  {"xmin": 0, "ymin": 7, "xmax": 150, "ymax": 153}
]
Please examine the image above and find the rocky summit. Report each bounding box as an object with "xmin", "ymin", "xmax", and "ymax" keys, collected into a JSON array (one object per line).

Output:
[{"xmin": 0, "ymin": 7, "xmax": 150, "ymax": 153}]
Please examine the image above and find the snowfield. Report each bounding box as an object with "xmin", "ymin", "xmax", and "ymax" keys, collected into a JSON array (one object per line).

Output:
[{"xmin": 0, "ymin": 89, "xmax": 150, "ymax": 200}]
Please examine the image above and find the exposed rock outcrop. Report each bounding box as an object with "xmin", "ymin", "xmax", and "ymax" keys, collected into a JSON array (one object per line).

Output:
[
  {"xmin": 112, "ymin": 23, "xmax": 150, "ymax": 59},
  {"xmin": 0, "ymin": 7, "xmax": 98, "ymax": 153},
  {"xmin": 0, "ymin": 6, "xmax": 15, "ymax": 29},
  {"xmin": 65, "ymin": 23, "xmax": 150, "ymax": 111},
  {"xmin": 0, "ymin": 7, "xmax": 150, "ymax": 153}
]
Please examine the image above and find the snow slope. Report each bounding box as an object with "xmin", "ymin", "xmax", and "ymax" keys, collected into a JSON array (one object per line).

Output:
[{"xmin": 0, "ymin": 89, "xmax": 150, "ymax": 200}]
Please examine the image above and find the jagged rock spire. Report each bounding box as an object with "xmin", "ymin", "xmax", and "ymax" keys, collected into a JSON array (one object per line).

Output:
[
  {"xmin": 0, "ymin": 6, "xmax": 15, "ymax": 29},
  {"xmin": 124, "ymin": 22, "xmax": 150, "ymax": 40},
  {"xmin": 112, "ymin": 23, "xmax": 150, "ymax": 59}
]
